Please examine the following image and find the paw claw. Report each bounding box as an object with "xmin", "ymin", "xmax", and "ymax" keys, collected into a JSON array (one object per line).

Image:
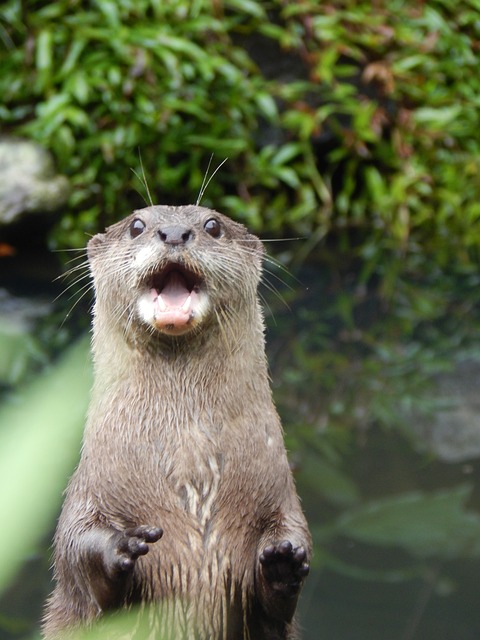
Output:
[
  {"xmin": 114, "ymin": 524, "xmax": 162, "ymax": 571},
  {"xmin": 278, "ymin": 540, "xmax": 293, "ymax": 555},
  {"xmin": 118, "ymin": 556, "xmax": 134, "ymax": 572},
  {"xmin": 293, "ymin": 546, "xmax": 306, "ymax": 562}
]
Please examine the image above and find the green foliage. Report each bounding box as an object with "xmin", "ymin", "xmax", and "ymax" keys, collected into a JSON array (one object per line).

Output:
[
  {"xmin": 1, "ymin": 0, "xmax": 277, "ymax": 243},
  {"xmin": 0, "ymin": 337, "xmax": 90, "ymax": 593},
  {"xmin": 334, "ymin": 484, "xmax": 480, "ymax": 560},
  {"xmin": 1, "ymin": 0, "xmax": 478, "ymax": 263},
  {"xmin": 0, "ymin": 316, "xmax": 45, "ymax": 386},
  {"xmin": 1, "ymin": 0, "xmax": 479, "ymax": 354}
]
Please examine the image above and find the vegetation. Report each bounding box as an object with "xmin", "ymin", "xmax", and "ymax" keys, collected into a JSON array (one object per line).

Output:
[{"xmin": 1, "ymin": 0, "xmax": 480, "ymax": 637}]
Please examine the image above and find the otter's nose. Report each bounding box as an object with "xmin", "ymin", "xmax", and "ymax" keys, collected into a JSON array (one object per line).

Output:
[{"xmin": 158, "ymin": 225, "xmax": 193, "ymax": 246}]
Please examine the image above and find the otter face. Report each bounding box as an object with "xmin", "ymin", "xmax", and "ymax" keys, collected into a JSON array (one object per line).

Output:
[{"xmin": 87, "ymin": 205, "xmax": 263, "ymax": 339}]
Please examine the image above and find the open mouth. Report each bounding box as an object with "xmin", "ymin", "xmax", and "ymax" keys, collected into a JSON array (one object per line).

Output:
[{"xmin": 144, "ymin": 264, "xmax": 205, "ymax": 335}]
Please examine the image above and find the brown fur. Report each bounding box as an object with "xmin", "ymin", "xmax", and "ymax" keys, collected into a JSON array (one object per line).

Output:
[{"xmin": 43, "ymin": 205, "xmax": 311, "ymax": 639}]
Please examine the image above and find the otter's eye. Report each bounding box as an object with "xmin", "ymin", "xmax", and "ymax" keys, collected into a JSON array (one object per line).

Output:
[
  {"xmin": 130, "ymin": 218, "xmax": 145, "ymax": 238},
  {"xmin": 204, "ymin": 218, "xmax": 221, "ymax": 238}
]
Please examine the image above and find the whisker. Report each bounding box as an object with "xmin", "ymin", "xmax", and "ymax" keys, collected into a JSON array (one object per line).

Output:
[
  {"xmin": 262, "ymin": 263, "xmax": 294, "ymax": 291},
  {"xmin": 52, "ymin": 254, "xmax": 89, "ymax": 280},
  {"xmin": 196, "ymin": 157, "xmax": 228, "ymax": 206},
  {"xmin": 258, "ymin": 290, "xmax": 277, "ymax": 325},
  {"xmin": 130, "ymin": 149, "xmax": 154, "ymax": 207},
  {"xmin": 54, "ymin": 266, "xmax": 87, "ymax": 285},
  {"xmin": 243, "ymin": 237, "xmax": 306, "ymax": 243},
  {"xmin": 58, "ymin": 283, "xmax": 95, "ymax": 329},
  {"xmin": 139, "ymin": 149, "xmax": 153, "ymax": 207},
  {"xmin": 196, "ymin": 154, "xmax": 213, "ymax": 207},
  {"xmin": 260, "ymin": 276, "xmax": 290, "ymax": 312},
  {"xmin": 131, "ymin": 169, "xmax": 151, "ymax": 207},
  {"xmin": 262, "ymin": 254, "xmax": 299, "ymax": 283},
  {"xmin": 51, "ymin": 250, "xmax": 95, "ymax": 328},
  {"xmin": 53, "ymin": 274, "xmax": 92, "ymax": 304}
]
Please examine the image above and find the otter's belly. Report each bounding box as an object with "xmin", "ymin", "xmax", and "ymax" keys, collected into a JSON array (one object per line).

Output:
[
  {"xmin": 103, "ymin": 433, "xmax": 280, "ymax": 638},
  {"xmin": 134, "ymin": 525, "xmax": 254, "ymax": 640}
]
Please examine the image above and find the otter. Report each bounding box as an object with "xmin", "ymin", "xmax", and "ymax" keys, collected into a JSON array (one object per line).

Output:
[{"xmin": 43, "ymin": 205, "xmax": 311, "ymax": 640}]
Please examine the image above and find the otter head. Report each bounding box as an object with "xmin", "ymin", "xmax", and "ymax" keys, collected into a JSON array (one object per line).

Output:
[{"xmin": 87, "ymin": 205, "xmax": 264, "ymax": 342}]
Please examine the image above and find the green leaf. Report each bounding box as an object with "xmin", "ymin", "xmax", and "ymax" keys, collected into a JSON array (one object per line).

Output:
[
  {"xmin": 414, "ymin": 105, "xmax": 463, "ymax": 128},
  {"xmin": 36, "ymin": 93, "xmax": 70, "ymax": 119},
  {"xmin": 185, "ymin": 135, "xmax": 248, "ymax": 154},
  {"xmin": 255, "ymin": 92, "xmax": 278, "ymax": 120},
  {"xmin": 59, "ymin": 39, "xmax": 87, "ymax": 77},
  {"xmin": 0, "ymin": 338, "xmax": 91, "ymax": 593},
  {"xmin": 157, "ymin": 34, "xmax": 206, "ymax": 60},
  {"xmin": 224, "ymin": 0, "xmax": 266, "ymax": 18},
  {"xmin": 66, "ymin": 72, "xmax": 90, "ymax": 104},
  {"xmin": 36, "ymin": 29, "xmax": 53, "ymax": 72},
  {"xmin": 94, "ymin": 0, "xmax": 120, "ymax": 27},
  {"xmin": 274, "ymin": 166, "xmax": 300, "ymax": 189},
  {"xmin": 0, "ymin": 318, "xmax": 44, "ymax": 386},
  {"xmin": 335, "ymin": 485, "xmax": 480, "ymax": 560},
  {"xmin": 271, "ymin": 143, "xmax": 302, "ymax": 167}
]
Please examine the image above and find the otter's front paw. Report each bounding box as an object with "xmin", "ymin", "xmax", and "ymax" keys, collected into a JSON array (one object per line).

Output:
[
  {"xmin": 85, "ymin": 524, "xmax": 163, "ymax": 611},
  {"xmin": 259, "ymin": 540, "xmax": 309, "ymax": 596},
  {"xmin": 112, "ymin": 525, "xmax": 163, "ymax": 573}
]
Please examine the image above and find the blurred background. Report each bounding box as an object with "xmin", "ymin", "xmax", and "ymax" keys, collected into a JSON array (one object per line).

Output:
[{"xmin": 1, "ymin": 1, "xmax": 480, "ymax": 638}]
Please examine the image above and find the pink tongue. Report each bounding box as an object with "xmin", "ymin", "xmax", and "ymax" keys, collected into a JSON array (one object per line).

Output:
[{"xmin": 158, "ymin": 272, "xmax": 190, "ymax": 309}]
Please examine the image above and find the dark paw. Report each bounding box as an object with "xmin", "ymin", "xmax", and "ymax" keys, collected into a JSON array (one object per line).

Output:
[
  {"xmin": 114, "ymin": 525, "xmax": 163, "ymax": 572},
  {"xmin": 259, "ymin": 541, "xmax": 309, "ymax": 596}
]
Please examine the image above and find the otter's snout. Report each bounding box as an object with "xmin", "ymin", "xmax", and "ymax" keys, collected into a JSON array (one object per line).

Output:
[{"xmin": 158, "ymin": 225, "xmax": 193, "ymax": 246}]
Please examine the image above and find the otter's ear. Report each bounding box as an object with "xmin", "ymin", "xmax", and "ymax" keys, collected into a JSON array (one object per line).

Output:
[{"xmin": 87, "ymin": 232, "xmax": 106, "ymax": 260}]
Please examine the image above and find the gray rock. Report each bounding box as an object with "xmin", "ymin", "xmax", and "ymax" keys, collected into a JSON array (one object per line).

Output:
[
  {"xmin": 0, "ymin": 138, "xmax": 70, "ymax": 224},
  {"xmin": 415, "ymin": 359, "xmax": 480, "ymax": 462}
]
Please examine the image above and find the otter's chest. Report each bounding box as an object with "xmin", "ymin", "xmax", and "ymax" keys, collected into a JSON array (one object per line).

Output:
[
  {"xmin": 149, "ymin": 415, "xmax": 281, "ymax": 528},
  {"xmin": 165, "ymin": 433, "xmax": 223, "ymax": 527}
]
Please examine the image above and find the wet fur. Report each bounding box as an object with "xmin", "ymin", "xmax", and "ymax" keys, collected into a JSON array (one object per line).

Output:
[{"xmin": 43, "ymin": 205, "xmax": 311, "ymax": 639}]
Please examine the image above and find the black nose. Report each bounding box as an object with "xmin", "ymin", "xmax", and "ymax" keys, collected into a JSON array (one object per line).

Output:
[{"xmin": 158, "ymin": 225, "xmax": 193, "ymax": 246}]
